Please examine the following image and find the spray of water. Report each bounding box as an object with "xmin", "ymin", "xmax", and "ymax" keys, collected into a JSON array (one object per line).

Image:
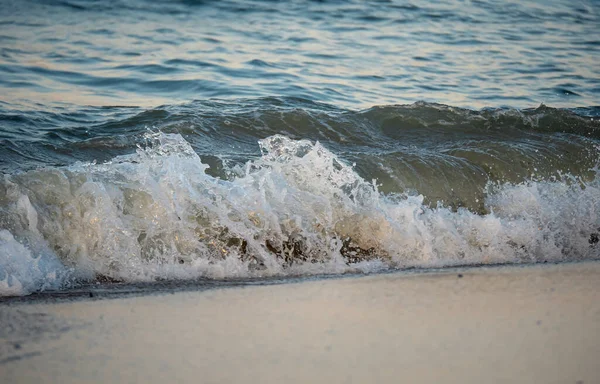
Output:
[{"xmin": 1, "ymin": 133, "xmax": 598, "ymax": 295}]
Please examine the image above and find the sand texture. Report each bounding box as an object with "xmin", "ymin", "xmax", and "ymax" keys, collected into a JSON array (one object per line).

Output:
[{"xmin": 1, "ymin": 261, "xmax": 599, "ymax": 384}]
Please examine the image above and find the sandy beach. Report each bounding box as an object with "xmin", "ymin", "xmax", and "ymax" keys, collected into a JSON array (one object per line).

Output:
[
  {"xmin": 2, "ymin": 1, "xmax": 599, "ymax": 383},
  {"xmin": 1, "ymin": 261, "xmax": 599, "ymax": 384}
]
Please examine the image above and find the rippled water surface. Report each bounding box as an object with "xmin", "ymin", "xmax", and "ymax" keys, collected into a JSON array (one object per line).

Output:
[
  {"xmin": 1, "ymin": 0, "xmax": 600, "ymax": 296},
  {"xmin": 1, "ymin": 0, "xmax": 599, "ymax": 109}
]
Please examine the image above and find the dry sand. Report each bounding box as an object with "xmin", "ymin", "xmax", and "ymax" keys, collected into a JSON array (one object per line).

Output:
[{"xmin": 1, "ymin": 261, "xmax": 599, "ymax": 384}]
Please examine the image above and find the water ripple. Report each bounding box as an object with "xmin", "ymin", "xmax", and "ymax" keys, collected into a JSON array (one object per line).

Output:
[{"xmin": 0, "ymin": 0, "xmax": 598, "ymax": 110}]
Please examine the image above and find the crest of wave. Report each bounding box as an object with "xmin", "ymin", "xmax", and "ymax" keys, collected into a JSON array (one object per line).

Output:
[{"xmin": 1, "ymin": 132, "xmax": 599, "ymax": 294}]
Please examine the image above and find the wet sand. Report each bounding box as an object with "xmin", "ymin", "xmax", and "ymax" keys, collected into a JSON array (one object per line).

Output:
[{"xmin": 1, "ymin": 261, "xmax": 599, "ymax": 384}]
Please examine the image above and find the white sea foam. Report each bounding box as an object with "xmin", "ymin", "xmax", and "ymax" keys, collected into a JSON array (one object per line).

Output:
[
  {"xmin": 0, "ymin": 229, "xmax": 67, "ymax": 296},
  {"xmin": 0, "ymin": 133, "xmax": 598, "ymax": 296}
]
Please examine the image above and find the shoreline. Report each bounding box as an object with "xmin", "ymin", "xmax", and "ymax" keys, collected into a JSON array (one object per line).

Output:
[
  {"xmin": 2, "ymin": 260, "xmax": 599, "ymax": 383},
  {"xmin": 1, "ymin": 259, "xmax": 597, "ymax": 304}
]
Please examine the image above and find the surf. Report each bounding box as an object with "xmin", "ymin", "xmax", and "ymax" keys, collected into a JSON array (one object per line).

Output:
[{"xmin": 1, "ymin": 131, "xmax": 599, "ymax": 296}]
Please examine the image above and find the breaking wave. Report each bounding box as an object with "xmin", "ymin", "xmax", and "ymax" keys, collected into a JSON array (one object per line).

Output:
[{"xmin": 1, "ymin": 132, "xmax": 599, "ymax": 296}]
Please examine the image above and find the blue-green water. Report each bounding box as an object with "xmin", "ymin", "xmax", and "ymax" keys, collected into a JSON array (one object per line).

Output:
[
  {"xmin": 1, "ymin": 0, "xmax": 599, "ymax": 296},
  {"xmin": 1, "ymin": 0, "xmax": 599, "ymax": 109}
]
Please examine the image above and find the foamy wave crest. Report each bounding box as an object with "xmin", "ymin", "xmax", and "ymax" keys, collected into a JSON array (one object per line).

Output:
[{"xmin": 1, "ymin": 132, "xmax": 598, "ymax": 296}]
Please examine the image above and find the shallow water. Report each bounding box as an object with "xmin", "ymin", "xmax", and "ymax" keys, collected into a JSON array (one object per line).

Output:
[{"xmin": 1, "ymin": 0, "xmax": 599, "ymax": 295}]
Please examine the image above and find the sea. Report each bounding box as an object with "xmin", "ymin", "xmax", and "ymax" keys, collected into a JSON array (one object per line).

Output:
[{"xmin": 1, "ymin": 0, "xmax": 599, "ymax": 296}]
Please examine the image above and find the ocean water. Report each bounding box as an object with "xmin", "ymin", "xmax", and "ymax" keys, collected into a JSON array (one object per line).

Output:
[{"xmin": 1, "ymin": 0, "xmax": 599, "ymax": 296}]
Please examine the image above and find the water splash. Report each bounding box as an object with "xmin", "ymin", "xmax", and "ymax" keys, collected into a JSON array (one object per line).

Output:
[{"xmin": 0, "ymin": 132, "xmax": 598, "ymax": 296}]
